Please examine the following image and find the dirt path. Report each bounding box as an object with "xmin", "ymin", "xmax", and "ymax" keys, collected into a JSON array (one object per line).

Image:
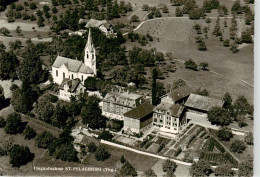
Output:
[{"xmin": 123, "ymin": 16, "xmax": 233, "ymax": 36}]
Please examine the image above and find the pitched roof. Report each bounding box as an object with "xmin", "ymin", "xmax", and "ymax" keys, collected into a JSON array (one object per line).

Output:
[
  {"xmin": 185, "ymin": 94, "xmax": 225, "ymax": 112},
  {"xmin": 168, "ymin": 85, "xmax": 193, "ymax": 102},
  {"xmin": 169, "ymin": 104, "xmax": 185, "ymax": 117},
  {"xmin": 59, "ymin": 78, "xmax": 83, "ymax": 92},
  {"xmin": 52, "ymin": 56, "xmax": 93, "ymax": 74},
  {"xmin": 124, "ymin": 103, "xmax": 154, "ymax": 120},
  {"xmin": 85, "ymin": 19, "xmax": 108, "ymax": 28},
  {"xmin": 104, "ymin": 91, "xmax": 142, "ymax": 101}
]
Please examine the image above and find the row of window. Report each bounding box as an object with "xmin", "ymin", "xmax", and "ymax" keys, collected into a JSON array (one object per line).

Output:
[{"xmin": 55, "ymin": 70, "xmax": 84, "ymax": 81}]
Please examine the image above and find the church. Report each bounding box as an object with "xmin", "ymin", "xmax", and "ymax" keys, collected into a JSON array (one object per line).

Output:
[{"xmin": 52, "ymin": 29, "xmax": 96, "ymax": 85}]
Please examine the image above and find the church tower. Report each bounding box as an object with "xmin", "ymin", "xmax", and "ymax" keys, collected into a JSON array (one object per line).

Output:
[{"xmin": 84, "ymin": 28, "xmax": 96, "ymax": 75}]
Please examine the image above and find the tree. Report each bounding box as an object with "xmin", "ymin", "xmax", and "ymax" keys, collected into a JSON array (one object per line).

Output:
[
  {"xmin": 23, "ymin": 125, "xmax": 37, "ymax": 140},
  {"xmin": 184, "ymin": 59, "xmax": 197, "ymax": 70},
  {"xmin": 94, "ymin": 146, "xmax": 111, "ymax": 161},
  {"xmin": 87, "ymin": 142, "xmax": 97, "ymax": 153},
  {"xmin": 215, "ymin": 164, "xmax": 234, "ymax": 176},
  {"xmin": 217, "ymin": 127, "xmax": 233, "ymax": 141},
  {"xmin": 208, "ymin": 107, "xmax": 232, "ymax": 126},
  {"xmin": 162, "ymin": 5, "xmax": 169, "ymax": 13},
  {"xmin": 152, "ymin": 68, "xmax": 158, "ymax": 105},
  {"xmin": 37, "ymin": 16, "xmax": 45, "ymax": 27},
  {"xmin": 15, "ymin": 26, "xmax": 22, "ymax": 36},
  {"xmin": 0, "ymin": 27, "xmax": 10, "ymax": 36},
  {"xmin": 198, "ymin": 41, "xmax": 207, "ymax": 51},
  {"xmin": 120, "ymin": 161, "xmax": 137, "ymax": 176},
  {"xmin": 131, "ymin": 15, "xmax": 139, "ymax": 22},
  {"xmin": 195, "ymin": 88, "xmax": 209, "ymax": 96},
  {"xmin": 241, "ymin": 29, "xmax": 253, "ymax": 43},
  {"xmin": 244, "ymin": 132, "xmax": 253, "ymax": 145},
  {"xmin": 230, "ymin": 140, "xmax": 246, "ymax": 153},
  {"xmin": 175, "ymin": 7, "xmax": 183, "ymax": 17},
  {"xmin": 162, "ymin": 159, "xmax": 177, "ymax": 177},
  {"xmin": 84, "ymin": 77, "xmax": 98, "ymax": 91},
  {"xmin": 80, "ymin": 96, "xmax": 106, "ymax": 130},
  {"xmin": 4, "ymin": 113, "xmax": 23, "ymax": 135},
  {"xmin": 199, "ymin": 62, "xmax": 209, "ymax": 70},
  {"xmin": 154, "ymin": 9, "xmax": 162, "ymax": 17},
  {"xmin": 0, "ymin": 116, "xmax": 6, "ymax": 128},
  {"xmin": 35, "ymin": 131, "xmax": 54, "ymax": 149},
  {"xmin": 231, "ymin": 0, "xmax": 242, "ymax": 14},
  {"xmin": 233, "ymin": 96, "xmax": 253, "ymax": 116},
  {"xmin": 145, "ymin": 168, "xmax": 157, "ymax": 177},
  {"xmin": 239, "ymin": 156, "xmax": 253, "ymax": 176},
  {"xmin": 142, "ymin": 4, "xmax": 149, "ymax": 11},
  {"xmin": 120, "ymin": 155, "xmax": 126, "ymax": 163},
  {"xmin": 98, "ymin": 131, "xmax": 113, "ymax": 141},
  {"xmin": 230, "ymin": 42, "xmax": 239, "ymax": 53},
  {"xmin": 9, "ymin": 144, "xmax": 34, "ymax": 167},
  {"xmin": 212, "ymin": 18, "xmax": 221, "ymax": 36},
  {"xmin": 190, "ymin": 160, "xmax": 212, "ymax": 177},
  {"xmin": 0, "ymin": 85, "xmax": 4, "ymax": 104},
  {"xmin": 0, "ymin": 51, "xmax": 19, "ymax": 80},
  {"xmin": 54, "ymin": 143, "xmax": 78, "ymax": 162},
  {"xmin": 223, "ymin": 92, "xmax": 233, "ymax": 109},
  {"xmin": 36, "ymin": 95, "xmax": 55, "ymax": 123},
  {"xmin": 223, "ymin": 39, "xmax": 230, "ymax": 47}
]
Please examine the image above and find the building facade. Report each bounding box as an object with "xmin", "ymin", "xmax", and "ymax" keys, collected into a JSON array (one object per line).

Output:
[
  {"xmin": 102, "ymin": 91, "xmax": 143, "ymax": 120},
  {"xmin": 52, "ymin": 29, "xmax": 96, "ymax": 85},
  {"xmin": 123, "ymin": 103, "xmax": 154, "ymax": 134},
  {"xmin": 59, "ymin": 79, "xmax": 85, "ymax": 101},
  {"xmin": 153, "ymin": 103, "xmax": 187, "ymax": 134},
  {"xmin": 85, "ymin": 19, "xmax": 116, "ymax": 37}
]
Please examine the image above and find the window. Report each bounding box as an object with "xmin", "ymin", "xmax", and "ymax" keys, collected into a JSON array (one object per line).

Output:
[
  {"xmin": 81, "ymin": 75, "xmax": 83, "ymax": 81},
  {"xmin": 56, "ymin": 70, "xmax": 58, "ymax": 77},
  {"xmin": 92, "ymin": 54, "xmax": 94, "ymax": 58},
  {"xmin": 63, "ymin": 72, "xmax": 65, "ymax": 78},
  {"xmin": 160, "ymin": 120, "xmax": 163, "ymax": 123},
  {"xmin": 72, "ymin": 74, "xmax": 74, "ymax": 79},
  {"xmin": 154, "ymin": 118, "xmax": 157, "ymax": 122}
]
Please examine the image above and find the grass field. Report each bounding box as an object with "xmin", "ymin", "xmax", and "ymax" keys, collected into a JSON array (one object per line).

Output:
[{"xmin": 132, "ymin": 16, "xmax": 254, "ymax": 103}]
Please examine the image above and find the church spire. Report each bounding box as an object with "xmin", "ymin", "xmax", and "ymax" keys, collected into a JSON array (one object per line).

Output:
[{"xmin": 87, "ymin": 28, "xmax": 93, "ymax": 50}]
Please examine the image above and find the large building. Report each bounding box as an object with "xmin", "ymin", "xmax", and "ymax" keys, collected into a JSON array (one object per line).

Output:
[
  {"xmin": 153, "ymin": 103, "xmax": 186, "ymax": 134},
  {"xmin": 123, "ymin": 103, "xmax": 154, "ymax": 134},
  {"xmin": 160, "ymin": 85, "xmax": 193, "ymax": 105},
  {"xmin": 52, "ymin": 29, "xmax": 96, "ymax": 85},
  {"xmin": 102, "ymin": 91, "xmax": 143, "ymax": 120},
  {"xmin": 185, "ymin": 93, "xmax": 225, "ymax": 118}
]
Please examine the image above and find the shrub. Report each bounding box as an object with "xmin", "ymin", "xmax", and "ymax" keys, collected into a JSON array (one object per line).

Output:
[
  {"xmin": 23, "ymin": 125, "xmax": 37, "ymax": 140},
  {"xmin": 120, "ymin": 155, "xmax": 126, "ymax": 163},
  {"xmin": 94, "ymin": 146, "xmax": 111, "ymax": 161},
  {"xmin": 87, "ymin": 142, "xmax": 97, "ymax": 153},
  {"xmin": 9, "ymin": 144, "xmax": 34, "ymax": 167},
  {"xmin": 223, "ymin": 39, "xmax": 230, "ymax": 47},
  {"xmin": 244, "ymin": 132, "xmax": 253, "ymax": 145},
  {"xmin": 217, "ymin": 127, "xmax": 233, "ymax": 141},
  {"xmin": 0, "ymin": 116, "xmax": 6, "ymax": 128},
  {"xmin": 230, "ymin": 140, "xmax": 246, "ymax": 153},
  {"xmin": 131, "ymin": 15, "xmax": 139, "ymax": 22},
  {"xmin": 184, "ymin": 59, "xmax": 197, "ymax": 70},
  {"xmin": 4, "ymin": 113, "xmax": 23, "ymax": 135}
]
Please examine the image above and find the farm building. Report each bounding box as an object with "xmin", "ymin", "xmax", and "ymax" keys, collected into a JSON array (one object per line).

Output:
[
  {"xmin": 160, "ymin": 85, "xmax": 193, "ymax": 105},
  {"xmin": 123, "ymin": 103, "xmax": 154, "ymax": 134},
  {"xmin": 85, "ymin": 19, "xmax": 116, "ymax": 37},
  {"xmin": 185, "ymin": 94, "xmax": 225, "ymax": 119}
]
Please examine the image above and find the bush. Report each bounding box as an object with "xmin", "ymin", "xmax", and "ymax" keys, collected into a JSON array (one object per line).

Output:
[
  {"xmin": 120, "ymin": 155, "xmax": 126, "ymax": 163},
  {"xmin": 23, "ymin": 125, "xmax": 37, "ymax": 140},
  {"xmin": 98, "ymin": 131, "xmax": 113, "ymax": 141},
  {"xmin": 35, "ymin": 131, "xmax": 54, "ymax": 149},
  {"xmin": 174, "ymin": 147, "xmax": 182, "ymax": 157},
  {"xmin": 5, "ymin": 113, "xmax": 24, "ymax": 134},
  {"xmin": 9, "ymin": 144, "xmax": 34, "ymax": 167},
  {"xmin": 184, "ymin": 59, "xmax": 198, "ymax": 70},
  {"xmin": 223, "ymin": 39, "xmax": 230, "ymax": 47},
  {"xmin": 190, "ymin": 160, "xmax": 212, "ymax": 176},
  {"xmin": 244, "ymin": 132, "xmax": 253, "ymax": 145},
  {"xmin": 50, "ymin": 95, "xmax": 58, "ymax": 103},
  {"xmin": 230, "ymin": 140, "xmax": 246, "ymax": 153},
  {"xmin": 199, "ymin": 62, "xmax": 209, "ymax": 70},
  {"xmin": 87, "ymin": 142, "xmax": 97, "ymax": 153},
  {"xmin": 131, "ymin": 15, "xmax": 139, "ymax": 22},
  {"xmin": 217, "ymin": 127, "xmax": 233, "ymax": 141},
  {"xmin": 94, "ymin": 146, "xmax": 111, "ymax": 161},
  {"xmin": 0, "ymin": 116, "xmax": 6, "ymax": 128}
]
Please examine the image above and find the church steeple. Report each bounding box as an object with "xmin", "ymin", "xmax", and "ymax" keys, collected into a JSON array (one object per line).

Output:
[{"xmin": 84, "ymin": 28, "xmax": 96, "ymax": 75}]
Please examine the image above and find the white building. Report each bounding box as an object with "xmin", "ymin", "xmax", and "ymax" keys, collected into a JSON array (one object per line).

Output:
[
  {"xmin": 85, "ymin": 19, "xmax": 116, "ymax": 37},
  {"xmin": 59, "ymin": 79, "xmax": 85, "ymax": 101},
  {"xmin": 52, "ymin": 29, "xmax": 96, "ymax": 85}
]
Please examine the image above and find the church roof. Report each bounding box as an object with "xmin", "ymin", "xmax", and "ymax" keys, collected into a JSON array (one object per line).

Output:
[{"xmin": 52, "ymin": 56, "xmax": 93, "ymax": 74}]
